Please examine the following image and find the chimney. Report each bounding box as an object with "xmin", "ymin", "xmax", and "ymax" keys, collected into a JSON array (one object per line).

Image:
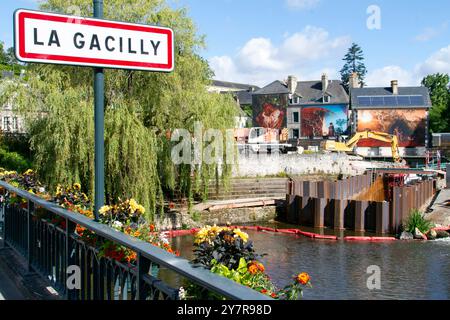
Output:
[
  {"xmin": 287, "ymin": 75, "xmax": 298, "ymax": 95},
  {"xmin": 349, "ymin": 72, "xmax": 359, "ymax": 89},
  {"xmin": 321, "ymin": 73, "xmax": 329, "ymax": 92},
  {"xmin": 391, "ymin": 80, "xmax": 398, "ymax": 95}
]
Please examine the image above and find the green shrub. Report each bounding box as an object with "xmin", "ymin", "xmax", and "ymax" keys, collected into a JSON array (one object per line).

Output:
[
  {"xmin": 0, "ymin": 148, "xmax": 31, "ymax": 172},
  {"xmin": 404, "ymin": 209, "xmax": 434, "ymax": 234}
]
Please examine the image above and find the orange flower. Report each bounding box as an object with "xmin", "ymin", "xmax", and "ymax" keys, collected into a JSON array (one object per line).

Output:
[
  {"xmin": 149, "ymin": 224, "xmax": 155, "ymax": 232},
  {"xmin": 256, "ymin": 262, "xmax": 265, "ymax": 273},
  {"xmin": 296, "ymin": 272, "xmax": 310, "ymax": 285},
  {"xmin": 270, "ymin": 293, "xmax": 277, "ymax": 298},
  {"xmin": 248, "ymin": 264, "xmax": 258, "ymax": 275},
  {"xmin": 260, "ymin": 289, "xmax": 267, "ymax": 294},
  {"xmin": 133, "ymin": 231, "xmax": 141, "ymax": 238}
]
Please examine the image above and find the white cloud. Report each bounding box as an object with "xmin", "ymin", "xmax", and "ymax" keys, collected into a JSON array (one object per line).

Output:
[
  {"xmin": 414, "ymin": 22, "xmax": 448, "ymax": 42},
  {"xmin": 209, "ymin": 26, "xmax": 350, "ymax": 86},
  {"xmin": 414, "ymin": 28, "xmax": 440, "ymax": 42},
  {"xmin": 366, "ymin": 66, "xmax": 417, "ymax": 87},
  {"xmin": 281, "ymin": 26, "xmax": 350, "ymax": 62},
  {"xmin": 286, "ymin": 0, "xmax": 320, "ymax": 10},
  {"xmin": 416, "ymin": 44, "xmax": 450, "ymax": 76},
  {"xmin": 236, "ymin": 38, "xmax": 286, "ymax": 72},
  {"xmin": 366, "ymin": 44, "xmax": 450, "ymax": 87}
]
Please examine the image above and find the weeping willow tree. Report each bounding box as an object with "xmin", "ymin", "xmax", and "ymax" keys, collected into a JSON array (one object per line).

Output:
[{"xmin": 1, "ymin": 0, "xmax": 238, "ymax": 220}]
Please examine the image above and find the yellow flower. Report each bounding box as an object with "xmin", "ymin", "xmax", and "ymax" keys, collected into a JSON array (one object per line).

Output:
[
  {"xmin": 99, "ymin": 205, "xmax": 111, "ymax": 215},
  {"xmin": 24, "ymin": 169, "xmax": 33, "ymax": 175},
  {"xmin": 233, "ymin": 229, "xmax": 249, "ymax": 243},
  {"xmin": 73, "ymin": 183, "xmax": 81, "ymax": 191},
  {"xmin": 56, "ymin": 185, "xmax": 62, "ymax": 197}
]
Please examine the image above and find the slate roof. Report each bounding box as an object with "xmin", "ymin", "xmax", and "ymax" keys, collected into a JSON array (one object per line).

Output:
[
  {"xmin": 235, "ymin": 91, "xmax": 253, "ymax": 105},
  {"xmin": 211, "ymin": 80, "xmax": 259, "ymax": 91},
  {"xmin": 253, "ymin": 80, "xmax": 349, "ymax": 105},
  {"xmin": 351, "ymin": 86, "xmax": 432, "ymax": 109}
]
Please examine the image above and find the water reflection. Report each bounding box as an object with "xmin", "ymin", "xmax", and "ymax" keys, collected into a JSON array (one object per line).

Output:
[{"xmin": 170, "ymin": 231, "xmax": 450, "ymax": 300}]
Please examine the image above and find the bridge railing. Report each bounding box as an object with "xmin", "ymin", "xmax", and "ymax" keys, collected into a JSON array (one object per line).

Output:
[{"xmin": 0, "ymin": 180, "xmax": 270, "ymax": 300}]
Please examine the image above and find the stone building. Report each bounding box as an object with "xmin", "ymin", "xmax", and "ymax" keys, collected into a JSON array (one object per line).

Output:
[
  {"xmin": 207, "ymin": 80, "xmax": 259, "ymax": 128},
  {"xmin": 350, "ymin": 79, "xmax": 432, "ymax": 159},
  {"xmin": 251, "ymin": 74, "xmax": 349, "ymax": 143}
]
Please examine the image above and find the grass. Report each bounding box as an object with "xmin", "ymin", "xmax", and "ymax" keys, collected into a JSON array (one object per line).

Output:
[{"xmin": 404, "ymin": 209, "xmax": 434, "ymax": 234}]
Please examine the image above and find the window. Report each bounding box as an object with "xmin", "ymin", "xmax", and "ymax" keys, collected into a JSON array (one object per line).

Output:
[
  {"xmin": 293, "ymin": 112, "xmax": 299, "ymax": 123},
  {"xmin": 290, "ymin": 96, "xmax": 300, "ymax": 104},
  {"xmin": 292, "ymin": 129, "xmax": 299, "ymax": 139},
  {"xmin": 12, "ymin": 117, "xmax": 18, "ymax": 131},
  {"xmin": 3, "ymin": 116, "xmax": 11, "ymax": 131},
  {"xmin": 323, "ymin": 96, "xmax": 330, "ymax": 103}
]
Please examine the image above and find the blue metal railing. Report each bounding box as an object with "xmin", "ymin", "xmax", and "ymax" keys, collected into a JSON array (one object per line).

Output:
[{"xmin": 0, "ymin": 180, "xmax": 270, "ymax": 300}]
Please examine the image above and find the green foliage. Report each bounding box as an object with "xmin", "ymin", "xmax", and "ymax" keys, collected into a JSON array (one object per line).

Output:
[
  {"xmin": 0, "ymin": 41, "xmax": 25, "ymax": 76},
  {"xmin": 421, "ymin": 73, "xmax": 450, "ymax": 133},
  {"xmin": 0, "ymin": 148, "xmax": 31, "ymax": 172},
  {"xmin": 340, "ymin": 42, "xmax": 368, "ymax": 91},
  {"xmin": 404, "ymin": 209, "xmax": 434, "ymax": 234},
  {"xmin": 1, "ymin": 0, "xmax": 238, "ymax": 219},
  {"xmin": 104, "ymin": 106, "xmax": 161, "ymax": 219},
  {"xmin": 193, "ymin": 227, "xmax": 259, "ymax": 270}
]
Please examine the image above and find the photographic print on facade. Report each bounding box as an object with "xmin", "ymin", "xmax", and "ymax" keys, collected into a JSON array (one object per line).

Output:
[
  {"xmin": 356, "ymin": 109, "xmax": 427, "ymax": 147},
  {"xmin": 253, "ymin": 94, "xmax": 288, "ymax": 129},
  {"xmin": 301, "ymin": 104, "xmax": 348, "ymax": 137}
]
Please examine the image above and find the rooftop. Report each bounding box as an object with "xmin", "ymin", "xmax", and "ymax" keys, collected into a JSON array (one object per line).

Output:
[
  {"xmin": 211, "ymin": 80, "xmax": 259, "ymax": 92},
  {"xmin": 253, "ymin": 79, "xmax": 349, "ymax": 105},
  {"xmin": 351, "ymin": 86, "xmax": 432, "ymax": 109}
]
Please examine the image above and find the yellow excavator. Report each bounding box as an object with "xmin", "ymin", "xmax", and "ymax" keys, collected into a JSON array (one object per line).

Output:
[{"xmin": 324, "ymin": 130, "xmax": 402, "ymax": 163}]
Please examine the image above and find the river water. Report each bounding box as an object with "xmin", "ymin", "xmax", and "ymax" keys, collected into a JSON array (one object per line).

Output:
[{"xmin": 169, "ymin": 228, "xmax": 450, "ymax": 300}]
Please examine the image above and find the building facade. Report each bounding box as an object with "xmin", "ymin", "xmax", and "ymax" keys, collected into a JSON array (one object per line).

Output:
[
  {"xmin": 207, "ymin": 80, "xmax": 259, "ymax": 128},
  {"xmin": 252, "ymin": 74, "xmax": 349, "ymax": 140},
  {"xmin": 0, "ymin": 75, "xmax": 25, "ymax": 134},
  {"xmin": 350, "ymin": 80, "xmax": 431, "ymax": 158}
]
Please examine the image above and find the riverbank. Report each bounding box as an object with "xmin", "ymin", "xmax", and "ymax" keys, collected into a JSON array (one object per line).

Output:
[{"xmin": 424, "ymin": 188, "xmax": 450, "ymax": 227}]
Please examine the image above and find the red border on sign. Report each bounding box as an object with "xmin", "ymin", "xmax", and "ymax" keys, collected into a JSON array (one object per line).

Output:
[{"xmin": 17, "ymin": 11, "xmax": 173, "ymax": 70}]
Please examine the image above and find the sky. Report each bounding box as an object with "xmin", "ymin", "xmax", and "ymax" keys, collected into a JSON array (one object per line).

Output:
[{"xmin": 1, "ymin": 0, "xmax": 450, "ymax": 87}]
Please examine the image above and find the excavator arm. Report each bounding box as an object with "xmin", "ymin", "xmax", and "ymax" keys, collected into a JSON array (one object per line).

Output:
[{"xmin": 324, "ymin": 130, "xmax": 402, "ymax": 163}]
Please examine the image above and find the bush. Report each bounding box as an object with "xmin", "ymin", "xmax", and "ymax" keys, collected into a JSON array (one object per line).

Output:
[
  {"xmin": 404, "ymin": 209, "xmax": 434, "ymax": 234},
  {"xmin": 0, "ymin": 148, "xmax": 31, "ymax": 172}
]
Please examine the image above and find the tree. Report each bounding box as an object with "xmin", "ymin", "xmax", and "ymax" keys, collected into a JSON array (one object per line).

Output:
[
  {"xmin": 0, "ymin": 42, "xmax": 8, "ymax": 66},
  {"xmin": 0, "ymin": 0, "xmax": 238, "ymax": 220},
  {"xmin": 422, "ymin": 73, "xmax": 450, "ymax": 133},
  {"xmin": 340, "ymin": 43, "xmax": 368, "ymax": 91}
]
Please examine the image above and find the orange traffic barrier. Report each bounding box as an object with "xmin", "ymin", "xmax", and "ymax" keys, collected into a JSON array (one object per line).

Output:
[
  {"xmin": 296, "ymin": 230, "xmax": 315, "ymax": 238},
  {"xmin": 314, "ymin": 234, "xmax": 338, "ymax": 240},
  {"xmin": 166, "ymin": 225, "xmax": 398, "ymax": 242},
  {"xmin": 344, "ymin": 236, "xmax": 373, "ymax": 241},
  {"xmin": 344, "ymin": 236, "xmax": 397, "ymax": 241},
  {"xmin": 370, "ymin": 237, "xmax": 396, "ymax": 241}
]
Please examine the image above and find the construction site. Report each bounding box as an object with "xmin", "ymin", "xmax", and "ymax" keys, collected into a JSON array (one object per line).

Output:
[{"xmin": 167, "ymin": 77, "xmax": 450, "ymax": 237}]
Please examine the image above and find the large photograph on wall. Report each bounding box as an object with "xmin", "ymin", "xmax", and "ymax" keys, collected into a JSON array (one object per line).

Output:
[
  {"xmin": 356, "ymin": 109, "xmax": 426, "ymax": 147},
  {"xmin": 252, "ymin": 94, "xmax": 288, "ymax": 129},
  {"xmin": 301, "ymin": 104, "xmax": 348, "ymax": 137}
]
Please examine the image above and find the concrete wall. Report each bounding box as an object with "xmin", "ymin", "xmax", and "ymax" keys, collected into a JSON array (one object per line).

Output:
[{"xmin": 234, "ymin": 153, "xmax": 396, "ymax": 177}]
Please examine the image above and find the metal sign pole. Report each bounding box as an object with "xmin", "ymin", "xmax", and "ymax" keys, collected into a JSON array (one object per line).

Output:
[{"xmin": 93, "ymin": 0, "xmax": 104, "ymax": 221}]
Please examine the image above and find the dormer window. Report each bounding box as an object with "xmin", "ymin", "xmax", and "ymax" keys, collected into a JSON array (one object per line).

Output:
[
  {"xmin": 290, "ymin": 96, "xmax": 300, "ymax": 104},
  {"xmin": 323, "ymin": 95, "xmax": 330, "ymax": 103}
]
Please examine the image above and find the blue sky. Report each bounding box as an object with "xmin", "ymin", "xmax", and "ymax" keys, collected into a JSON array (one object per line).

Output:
[{"xmin": 2, "ymin": 0, "xmax": 450, "ymax": 87}]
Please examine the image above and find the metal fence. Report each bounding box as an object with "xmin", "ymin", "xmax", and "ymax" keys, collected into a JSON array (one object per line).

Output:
[
  {"xmin": 0, "ymin": 180, "xmax": 270, "ymax": 300},
  {"xmin": 285, "ymin": 175, "xmax": 435, "ymax": 234}
]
